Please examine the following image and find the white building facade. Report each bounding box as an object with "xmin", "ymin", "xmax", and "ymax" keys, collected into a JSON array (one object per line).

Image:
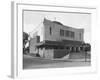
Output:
[{"xmin": 29, "ymin": 18, "xmax": 84, "ymax": 59}]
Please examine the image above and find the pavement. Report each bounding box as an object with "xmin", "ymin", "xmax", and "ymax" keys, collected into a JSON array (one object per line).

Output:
[{"xmin": 23, "ymin": 54, "xmax": 91, "ymax": 69}]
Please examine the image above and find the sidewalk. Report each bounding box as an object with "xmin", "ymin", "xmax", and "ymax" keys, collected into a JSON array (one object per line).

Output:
[{"xmin": 24, "ymin": 54, "xmax": 91, "ymax": 62}]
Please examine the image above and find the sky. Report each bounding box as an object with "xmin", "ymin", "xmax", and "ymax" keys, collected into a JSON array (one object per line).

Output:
[{"xmin": 23, "ymin": 10, "xmax": 91, "ymax": 43}]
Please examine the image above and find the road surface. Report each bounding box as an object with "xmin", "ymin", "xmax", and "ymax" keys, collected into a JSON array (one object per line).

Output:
[{"xmin": 23, "ymin": 55, "xmax": 91, "ymax": 69}]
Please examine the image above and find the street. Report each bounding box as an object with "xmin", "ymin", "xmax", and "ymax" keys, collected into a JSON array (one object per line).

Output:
[{"xmin": 23, "ymin": 54, "xmax": 91, "ymax": 69}]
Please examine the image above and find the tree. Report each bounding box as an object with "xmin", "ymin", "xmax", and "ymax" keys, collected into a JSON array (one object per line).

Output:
[
  {"xmin": 82, "ymin": 43, "xmax": 91, "ymax": 52},
  {"xmin": 23, "ymin": 32, "xmax": 29, "ymax": 54},
  {"xmin": 82, "ymin": 43, "xmax": 91, "ymax": 62}
]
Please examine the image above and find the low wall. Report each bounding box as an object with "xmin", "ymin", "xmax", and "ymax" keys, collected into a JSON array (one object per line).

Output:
[
  {"xmin": 54, "ymin": 49, "xmax": 68, "ymax": 58},
  {"xmin": 39, "ymin": 48, "xmax": 69, "ymax": 59},
  {"xmin": 44, "ymin": 49, "xmax": 54, "ymax": 59}
]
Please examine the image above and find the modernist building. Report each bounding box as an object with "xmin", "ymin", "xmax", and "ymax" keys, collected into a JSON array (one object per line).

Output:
[{"xmin": 29, "ymin": 18, "xmax": 84, "ymax": 59}]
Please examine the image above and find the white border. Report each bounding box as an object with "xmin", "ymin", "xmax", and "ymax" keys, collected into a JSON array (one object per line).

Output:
[{"xmin": 11, "ymin": 1, "xmax": 97, "ymax": 78}]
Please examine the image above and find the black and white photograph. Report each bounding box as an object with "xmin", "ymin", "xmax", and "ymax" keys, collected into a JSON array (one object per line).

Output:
[
  {"xmin": 10, "ymin": 2, "xmax": 97, "ymax": 78},
  {"xmin": 23, "ymin": 10, "xmax": 91, "ymax": 69}
]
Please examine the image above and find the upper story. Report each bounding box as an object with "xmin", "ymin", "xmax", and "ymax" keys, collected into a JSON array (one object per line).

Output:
[
  {"xmin": 31, "ymin": 18, "xmax": 84, "ymax": 42},
  {"xmin": 43, "ymin": 18, "xmax": 84, "ymax": 42}
]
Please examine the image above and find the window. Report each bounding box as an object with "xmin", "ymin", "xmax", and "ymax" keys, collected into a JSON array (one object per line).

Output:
[
  {"xmin": 80, "ymin": 33, "xmax": 81, "ymax": 40},
  {"xmin": 50, "ymin": 27, "xmax": 52, "ymax": 35},
  {"xmin": 71, "ymin": 32, "xmax": 75, "ymax": 38},
  {"xmin": 65, "ymin": 30, "xmax": 74, "ymax": 38},
  {"xmin": 60, "ymin": 29, "xmax": 74, "ymax": 38},
  {"xmin": 60, "ymin": 29, "xmax": 64, "ymax": 36},
  {"xmin": 69, "ymin": 31, "xmax": 71, "ymax": 37},
  {"xmin": 65, "ymin": 30, "xmax": 69, "ymax": 37}
]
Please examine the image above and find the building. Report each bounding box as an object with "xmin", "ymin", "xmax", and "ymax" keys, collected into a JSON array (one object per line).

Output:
[{"xmin": 29, "ymin": 18, "xmax": 84, "ymax": 59}]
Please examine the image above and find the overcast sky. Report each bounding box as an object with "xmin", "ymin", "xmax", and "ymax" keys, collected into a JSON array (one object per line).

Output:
[{"xmin": 23, "ymin": 10, "xmax": 91, "ymax": 43}]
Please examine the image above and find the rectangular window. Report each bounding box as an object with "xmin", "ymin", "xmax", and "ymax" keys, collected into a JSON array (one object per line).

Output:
[
  {"xmin": 80, "ymin": 33, "xmax": 81, "ymax": 40},
  {"xmin": 71, "ymin": 32, "xmax": 75, "ymax": 38},
  {"xmin": 60, "ymin": 29, "xmax": 64, "ymax": 36},
  {"xmin": 65, "ymin": 30, "xmax": 69, "ymax": 37},
  {"xmin": 50, "ymin": 27, "xmax": 52, "ymax": 35},
  {"xmin": 69, "ymin": 31, "xmax": 71, "ymax": 37}
]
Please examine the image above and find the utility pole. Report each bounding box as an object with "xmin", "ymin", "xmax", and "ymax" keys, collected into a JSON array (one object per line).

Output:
[{"xmin": 82, "ymin": 43, "xmax": 87, "ymax": 62}]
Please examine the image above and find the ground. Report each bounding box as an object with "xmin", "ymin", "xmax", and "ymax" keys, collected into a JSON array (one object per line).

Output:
[{"xmin": 23, "ymin": 54, "xmax": 91, "ymax": 69}]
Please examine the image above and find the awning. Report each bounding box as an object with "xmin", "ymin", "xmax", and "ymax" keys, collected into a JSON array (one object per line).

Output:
[{"xmin": 36, "ymin": 40, "xmax": 84, "ymax": 48}]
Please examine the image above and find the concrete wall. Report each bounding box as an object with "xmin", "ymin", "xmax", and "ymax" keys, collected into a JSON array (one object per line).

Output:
[
  {"xmin": 29, "ymin": 36, "xmax": 40, "ymax": 54},
  {"xmin": 54, "ymin": 49, "xmax": 68, "ymax": 58},
  {"xmin": 39, "ymin": 48, "xmax": 54, "ymax": 59},
  {"xmin": 44, "ymin": 49, "xmax": 54, "ymax": 59},
  {"xmin": 38, "ymin": 48, "xmax": 44, "ymax": 57},
  {"xmin": 39, "ymin": 48, "xmax": 69, "ymax": 59},
  {"xmin": 43, "ymin": 18, "xmax": 84, "ymax": 42}
]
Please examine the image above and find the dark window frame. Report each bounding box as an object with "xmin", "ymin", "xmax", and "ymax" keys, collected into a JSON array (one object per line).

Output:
[
  {"xmin": 71, "ymin": 32, "xmax": 75, "ymax": 38},
  {"xmin": 65, "ymin": 30, "xmax": 70, "ymax": 37},
  {"xmin": 60, "ymin": 29, "xmax": 64, "ymax": 36},
  {"xmin": 80, "ymin": 33, "xmax": 81, "ymax": 40},
  {"xmin": 50, "ymin": 26, "xmax": 52, "ymax": 35}
]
